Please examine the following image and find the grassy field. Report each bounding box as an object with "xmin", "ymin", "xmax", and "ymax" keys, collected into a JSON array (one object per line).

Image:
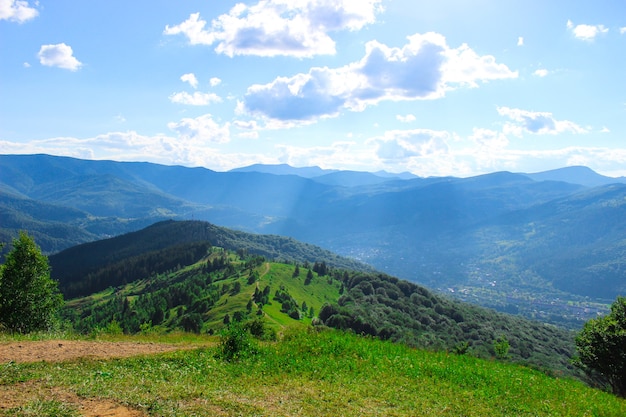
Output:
[{"xmin": 1, "ymin": 328, "xmax": 624, "ymax": 416}]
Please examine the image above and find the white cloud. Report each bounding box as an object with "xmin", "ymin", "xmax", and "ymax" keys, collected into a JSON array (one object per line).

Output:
[
  {"xmin": 232, "ymin": 119, "xmax": 261, "ymax": 139},
  {"xmin": 210, "ymin": 77, "xmax": 222, "ymax": 87},
  {"xmin": 620, "ymin": 27, "xmax": 626, "ymax": 35},
  {"xmin": 517, "ymin": 36, "xmax": 524, "ymax": 46},
  {"xmin": 169, "ymin": 91, "xmax": 222, "ymax": 106},
  {"xmin": 566, "ymin": 19, "xmax": 608, "ymax": 41},
  {"xmin": 4, "ymin": 132, "xmax": 626, "ymax": 177},
  {"xmin": 469, "ymin": 128, "xmax": 508, "ymax": 149},
  {"xmin": 396, "ymin": 114, "xmax": 416, "ymax": 123},
  {"xmin": 242, "ymin": 33, "xmax": 517, "ymax": 122},
  {"xmin": 167, "ymin": 114, "xmax": 230, "ymax": 143},
  {"xmin": 275, "ymin": 140, "xmax": 372, "ymax": 170},
  {"xmin": 37, "ymin": 43, "xmax": 82, "ymax": 71},
  {"xmin": 181, "ymin": 73, "xmax": 198, "ymax": 89},
  {"xmin": 164, "ymin": 0, "xmax": 383, "ymax": 58},
  {"xmin": 497, "ymin": 107, "xmax": 588, "ymax": 136},
  {"xmin": 533, "ymin": 69, "xmax": 549, "ymax": 77},
  {"xmin": 367, "ymin": 129, "xmax": 450, "ymax": 161},
  {"xmin": 0, "ymin": 0, "xmax": 38, "ymax": 23}
]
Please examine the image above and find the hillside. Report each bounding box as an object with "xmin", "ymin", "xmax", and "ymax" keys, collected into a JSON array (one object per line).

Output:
[
  {"xmin": 53, "ymin": 222, "xmax": 578, "ymax": 376},
  {"xmin": 3, "ymin": 154, "xmax": 626, "ymax": 327},
  {"xmin": 50, "ymin": 220, "xmax": 373, "ymax": 299},
  {"xmin": 2, "ymin": 330, "xmax": 624, "ymax": 417}
]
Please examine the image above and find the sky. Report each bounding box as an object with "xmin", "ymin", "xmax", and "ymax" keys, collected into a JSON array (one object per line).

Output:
[{"xmin": 1, "ymin": 0, "xmax": 625, "ymax": 177}]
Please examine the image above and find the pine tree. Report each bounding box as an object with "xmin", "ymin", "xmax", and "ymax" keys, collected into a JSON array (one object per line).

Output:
[{"xmin": 0, "ymin": 232, "xmax": 63, "ymax": 333}]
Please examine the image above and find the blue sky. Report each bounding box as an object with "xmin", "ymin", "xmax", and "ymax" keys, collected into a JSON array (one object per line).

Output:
[{"xmin": 1, "ymin": 0, "xmax": 625, "ymax": 177}]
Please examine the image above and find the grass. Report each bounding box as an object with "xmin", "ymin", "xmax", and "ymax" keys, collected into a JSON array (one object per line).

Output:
[{"xmin": 1, "ymin": 328, "xmax": 624, "ymax": 416}]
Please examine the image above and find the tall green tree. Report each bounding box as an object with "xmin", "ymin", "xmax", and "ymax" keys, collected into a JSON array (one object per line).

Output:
[
  {"xmin": 0, "ymin": 232, "xmax": 63, "ymax": 333},
  {"xmin": 575, "ymin": 296, "xmax": 626, "ymax": 397}
]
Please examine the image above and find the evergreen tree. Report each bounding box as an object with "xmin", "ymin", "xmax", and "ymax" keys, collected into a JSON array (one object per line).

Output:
[{"xmin": 0, "ymin": 232, "xmax": 63, "ymax": 333}]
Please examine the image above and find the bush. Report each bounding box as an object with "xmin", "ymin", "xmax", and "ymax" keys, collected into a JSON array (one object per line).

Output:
[
  {"xmin": 575, "ymin": 296, "xmax": 626, "ymax": 397},
  {"xmin": 216, "ymin": 322, "xmax": 258, "ymax": 361}
]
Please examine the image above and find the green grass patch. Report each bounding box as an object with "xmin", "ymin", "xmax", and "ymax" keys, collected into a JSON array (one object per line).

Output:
[{"xmin": 1, "ymin": 328, "xmax": 624, "ymax": 416}]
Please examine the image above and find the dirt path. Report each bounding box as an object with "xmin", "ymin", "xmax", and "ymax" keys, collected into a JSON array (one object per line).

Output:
[
  {"xmin": 0, "ymin": 340, "xmax": 194, "ymax": 364},
  {"xmin": 0, "ymin": 340, "xmax": 203, "ymax": 416}
]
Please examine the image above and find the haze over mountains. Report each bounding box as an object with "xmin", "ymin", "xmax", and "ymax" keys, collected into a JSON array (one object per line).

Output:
[{"xmin": 1, "ymin": 153, "xmax": 625, "ymax": 327}]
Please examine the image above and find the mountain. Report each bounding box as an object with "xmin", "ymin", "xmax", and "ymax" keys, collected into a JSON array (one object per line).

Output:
[
  {"xmin": 523, "ymin": 165, "xmax": 626, "ymax": 187},
  {"xmin": 2, "ymin": 153, "xmax": 625, "ymax": 327},
  {"xmin": 230, "ymin": 163, "xmax": 418, "ymax": 185},
  {"xmin": 229, "ymin": 163, "xmax": 337, "ymax": 178}
]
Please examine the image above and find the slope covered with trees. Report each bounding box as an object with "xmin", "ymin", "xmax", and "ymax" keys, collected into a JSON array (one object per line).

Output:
[
  {"xmin": 56, "ymin": 226, "xmax": 579, "ymax": 377},
  {"xmin": 50, "ymin": 220, "xmax": 373, "ymax": 298}
]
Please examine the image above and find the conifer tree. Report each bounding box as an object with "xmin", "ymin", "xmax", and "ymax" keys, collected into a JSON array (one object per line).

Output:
[{"xmin": 0, "ymin": 232, "xmax": 63, "ymax": 333}]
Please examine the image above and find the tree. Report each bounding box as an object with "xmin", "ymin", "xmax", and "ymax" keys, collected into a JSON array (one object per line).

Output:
[
  {"xmin": 575, "ymin": 296, "xmax": 626, "ymax": 397},
  {"xmin": 0, "ymin": 232, "xmax": 63, "ymax": 333},
  {"xmin": 493, "ymin": 334, "xmax": 510, "ymax": 359}
]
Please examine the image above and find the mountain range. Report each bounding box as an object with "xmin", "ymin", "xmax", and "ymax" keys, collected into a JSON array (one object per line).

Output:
[{"xmin": 1, "ymin": 153, "xmax": 625, "ymax": 327}]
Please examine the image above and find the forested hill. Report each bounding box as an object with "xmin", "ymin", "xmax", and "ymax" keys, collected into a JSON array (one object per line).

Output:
[
  {"xmin": 50, "ymin": 220, "xmax": 374, "ymax": 298},
  {"xmin": 59, "ymin": 230, "xmax": 579, "ymax": 376}
]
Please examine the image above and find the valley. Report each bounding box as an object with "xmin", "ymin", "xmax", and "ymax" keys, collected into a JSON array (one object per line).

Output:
[{"xmin": 2, "ymin": 153, "xmax": 625, "ymax": 328}]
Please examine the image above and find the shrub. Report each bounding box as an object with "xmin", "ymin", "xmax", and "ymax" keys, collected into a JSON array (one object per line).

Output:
[{"xmin": 216, "ymin": 322, "xmax": 258, "ymax": 361}]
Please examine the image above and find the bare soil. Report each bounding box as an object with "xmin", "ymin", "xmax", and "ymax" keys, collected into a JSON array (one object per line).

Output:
[
  {"xmin": 0, "ymin": 340, "xmax": 200, "ymax": 416},
  {"xmin": 0, "ymin": 340, "xmax": 191, "ymax": 364}
]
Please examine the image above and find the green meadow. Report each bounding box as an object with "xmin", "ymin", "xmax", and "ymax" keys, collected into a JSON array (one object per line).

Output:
[{"xmin": 2, "ymin": 328, "xmax": 624, "ymax": 416}]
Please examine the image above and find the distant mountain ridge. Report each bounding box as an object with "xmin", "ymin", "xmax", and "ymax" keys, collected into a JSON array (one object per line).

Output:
[
  {"xmin": 522, "ymin": 166, "xmax": 626, "ymax": 187},
  {"xmin": 2, "ymin": 153, "xmax": 625, "ymax": 327}
]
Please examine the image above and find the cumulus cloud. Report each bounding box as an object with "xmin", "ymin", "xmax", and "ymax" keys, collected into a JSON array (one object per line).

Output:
[
  {"xmin": 242, "ymin": 33, "xmax": 517, "ymax": 122},
  {"xmin": 566, "ymin": 20, "xmax": 608, "ymax": 41},
  {"xmin": 367, "ymin": 129, "xmax": 450, "ymax": 161},
  {"xmin": 517, "ymin": 36, "xmax": 524, "ymax": 46},
  {"xmin": 210, "ymin": 77, "xmax": 222, "ymax": 87},
  {"xmin": 164, "ymin": 0, "xmax": 383, "ymax": 57},
  {"xmin": 621, "ymin": 27, "xmax": 626, "ymax": 35},
  {"xmin": 181, "ymin": 73, "xmax": 198, "ymax": 89},
  {"xmin": 167, "ymin": 114, "xmax": 230, "ymax": 143},
  {"xmin": 497, "ymin": 107, "xmax": 588, "ymax": 136},
  {"xmin": 533, "ymin": 69, "xmax": 549, "ymax": 77},
  {"xmin": 37, "ymin": 43, "xmax": 82, "ymax": 71},
  {"xmin": 0, "ymin": 0, "xmax": 38, "ymax": 23},
  {"xmin": 169, "ymin": 91, "xmax": 222, "ymax": 106}
]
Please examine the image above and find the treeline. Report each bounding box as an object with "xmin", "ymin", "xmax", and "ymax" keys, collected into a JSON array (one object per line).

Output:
[
  {"xmin": 50, "ymin": 220, "xmax": 373, "ymax": 297},
  {"xmin": 59, "ymin": 242, "xmax": 211, "ymax": 299},
  {"xmin": 317, "ymin": 272, "xmax": 579, "ymax": 375},
  {"xmin": 63, "ymin": 250, "xmax": 333, "ymax": 335},
  {"xmin": 64, "ymin": 251, "xmax": 243, "ymax": 334}
]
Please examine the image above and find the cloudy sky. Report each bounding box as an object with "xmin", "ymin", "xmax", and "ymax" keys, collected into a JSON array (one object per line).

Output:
[{"xmin": 1, "ymin": 0, "xmax": 625, "ymax": 177}]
